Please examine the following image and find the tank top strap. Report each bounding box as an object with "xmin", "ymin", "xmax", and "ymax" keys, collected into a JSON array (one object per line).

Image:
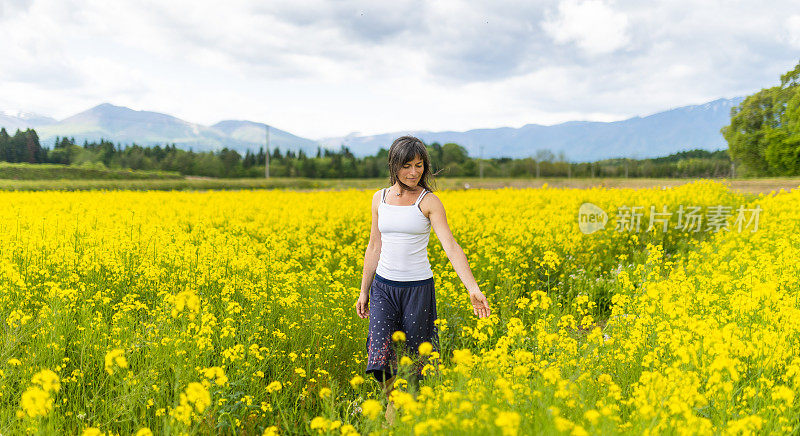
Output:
[
  {"xmin": 381, "ymin": 188, "xmax": 387, "ymax": 203},
  {"xmin": 414, "ymin": 189, "xmax": 429, "ymax": 206}
]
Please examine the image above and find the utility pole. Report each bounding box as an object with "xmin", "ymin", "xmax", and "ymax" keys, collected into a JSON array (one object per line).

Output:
[
  {"xmin": 265, "ymin": 125, "xmax": 270, "ymax": 178},
  {"xmin": 479, "ymin": 145, "xmax": 484, "ymax": 179}
]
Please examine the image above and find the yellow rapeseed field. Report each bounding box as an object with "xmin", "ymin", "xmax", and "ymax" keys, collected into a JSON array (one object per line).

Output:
[{"xmin": 0, "ymin": 181, "xmax": 796, "ymax": 435}]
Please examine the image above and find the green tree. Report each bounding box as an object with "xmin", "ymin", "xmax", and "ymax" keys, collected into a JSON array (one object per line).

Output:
[
  {"xmin": 722, "ymin": 60, "xmax": 800, "ymax": 176},
  {"xmin": 441, "ymin": 143, "xmax": 468, "ymax": 165},
  {"xmin": 218, "ymin": 148, "xmax": 242, "ymax": 177},
  {"xmin": 427, "ymin": 142, "xmax": 443, "ymax": 171},
  {"xmin": 0, "ymin": 128, "xmax": 9, "ymax": 161}
]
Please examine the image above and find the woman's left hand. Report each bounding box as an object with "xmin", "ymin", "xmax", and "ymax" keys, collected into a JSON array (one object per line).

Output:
[{"xmin": 468, "ymin": 290, "xmax": 491, "ymax": 318}]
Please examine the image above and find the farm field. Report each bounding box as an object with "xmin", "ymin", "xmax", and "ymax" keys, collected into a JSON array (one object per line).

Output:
[{"xmin": 0, "ymin": 181, "xmax": 798, "ymax": 435}]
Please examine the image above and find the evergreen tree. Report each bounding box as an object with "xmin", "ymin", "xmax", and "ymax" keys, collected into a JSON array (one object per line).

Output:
[
  {"xmin": 25, "ymin": 128, "xmax": 42, "ymax": 163},
  {"xmin": 257, "ymin": 147, "xmax": 266, "ymax": 166},
  {"xmin": 243, "ymin": 150, "xmax": 256, "ymax": 169},
  {"xmin": 0, "ymin": 128, "xmax": 9, "ymax": 161}
]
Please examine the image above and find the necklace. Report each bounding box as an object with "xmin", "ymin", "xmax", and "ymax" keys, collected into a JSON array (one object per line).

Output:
[{"xmin": 392, "ymin": 187, "xmax": 420, "ymax": 196}]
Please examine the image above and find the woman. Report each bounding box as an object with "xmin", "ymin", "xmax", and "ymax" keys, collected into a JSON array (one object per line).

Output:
[{"xmin": 355, "ymin": 136, "xmax": 491, "ymax": 425}]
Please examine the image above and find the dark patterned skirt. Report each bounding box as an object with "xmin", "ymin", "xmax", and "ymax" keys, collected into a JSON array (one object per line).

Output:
[{"xmin": 364, "ymin": 273, "xmax": 440, "ymax": 383}]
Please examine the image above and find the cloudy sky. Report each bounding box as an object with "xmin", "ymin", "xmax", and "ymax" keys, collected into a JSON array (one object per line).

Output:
[{"xmin": 1, "ymin": 0, "xmax": 799, "ymax": 139}]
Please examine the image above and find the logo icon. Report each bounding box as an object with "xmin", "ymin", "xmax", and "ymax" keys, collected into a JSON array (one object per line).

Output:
[{"xmin": 579, "ymin": 203, "xmax": 607, "ymax": 234}]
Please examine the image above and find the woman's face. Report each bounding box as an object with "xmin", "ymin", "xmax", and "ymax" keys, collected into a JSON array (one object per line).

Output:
[{"xmin": 398, "ymin": 155, "xmax": 424, "ymax": 187}]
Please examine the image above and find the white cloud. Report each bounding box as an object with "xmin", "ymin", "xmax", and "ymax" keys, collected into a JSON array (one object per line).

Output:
[
  {"xmin": 787, "ymin": 15, "xmax": 800, "ymax": 47},
  {"xmin": 542, "ymin": 0, "xmax": 630, "ymax": 55}
]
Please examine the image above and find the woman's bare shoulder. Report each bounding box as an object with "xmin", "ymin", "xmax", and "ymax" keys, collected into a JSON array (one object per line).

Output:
[
  {"xmin": 419, "ymin": 191, "xmax": 443, "ymax": 215},
  {"xmin": 371, "ymin": 189, "xmax": 384, "ymax": 207},
  {"xmin": 421, "ymin": 191, "xmax": 441, "ymax": 203}
]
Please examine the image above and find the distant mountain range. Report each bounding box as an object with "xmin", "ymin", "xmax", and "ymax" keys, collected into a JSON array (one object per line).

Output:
[
  {"xmin": 0, "ymin": 98, "xmax": 744, "ymax": 161},
  {"xmin": 0, "ymin": 110, "xmax": 57, "ymax": 131},
  {"xmin": 1, "ymin": 104, "xmax": 319, "ymax": 155},
  {"xmin": 320, "ymin": 97, "xmax": 744, "ymax": 161}
]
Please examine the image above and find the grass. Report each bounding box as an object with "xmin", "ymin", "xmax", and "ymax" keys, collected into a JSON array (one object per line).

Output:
[{"xmin": 0, "ymin": 162, "xmax": 182, "ymax": 180}]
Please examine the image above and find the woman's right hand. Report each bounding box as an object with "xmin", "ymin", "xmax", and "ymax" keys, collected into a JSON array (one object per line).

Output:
[{"xmin": 356, "ymin": 291, "xmax": 370, "ymax": 319}]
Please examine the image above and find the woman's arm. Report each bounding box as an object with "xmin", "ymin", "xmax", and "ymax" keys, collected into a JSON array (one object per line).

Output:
[
  {"xmin": 425, "ymin": 194, "xmax": 491, "ymax": 318},
  {"xmin": 356, "ymin": 190, "xmax": 382, "ymax": 319}
]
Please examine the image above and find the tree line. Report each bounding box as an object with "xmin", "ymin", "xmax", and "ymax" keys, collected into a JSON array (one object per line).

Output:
[{"xmin": 0, "ymin": 127, "xmax": 734, "ymax": 179}]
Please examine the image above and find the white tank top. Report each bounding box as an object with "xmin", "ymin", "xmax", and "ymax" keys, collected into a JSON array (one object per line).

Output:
[{"xmin": 375, "ymin": 187, "xmax": 434, "ymax": 281}]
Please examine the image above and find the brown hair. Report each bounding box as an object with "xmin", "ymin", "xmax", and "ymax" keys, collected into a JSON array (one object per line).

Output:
[{"xmin": 387, "ymin": 136, "xmax": 437, "ymax": 192}]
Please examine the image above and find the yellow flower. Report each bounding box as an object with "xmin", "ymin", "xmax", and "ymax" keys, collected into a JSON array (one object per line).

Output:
[
  {"xmin": 171, "ymin": 289, "xmax": 201, "ymax": 318},
  {"xmin": 494, "ymin": 411, "xmax": 521, "ymax": 436},
  {"xmin": 32, "ymin": 369, "xmax": 60, "ymax": 393},
  {"xmin": 19, "ymin": 387, "xmax": 52, "ymax": 418},
  {"xmin": 135, "ymin": 428, "xmax": 153, "ymax": 436},
  {"xmin": 262, "ymin": 426, "xmax": 279, "ymax": 436},
  {"xmin": 349, "ymin": 375, "xmax": 364, "ymax": 388},
  {"xmin": 184, "ymin": 382, "xmax": 211, "ymax": 413},
  {"xmin": 266, "ymin": 381, "xmax": 283, "ymax": 393},
  {"xmin": 104, "ymin": 349, "xmax": 128, "ymax": 375},
  {"xmin": 418, "ymin": 342, "xmax": 433, "ymax": 356},
  {"xmin": 554, "ymin": 417, "xmax": 573, "ymax": 432},
  {"xmin": 452, "ymin": 349, "xmax": 474, "ymax": 366},
  {"xmin": 340, "ymin": 424, "xmax": 358, "ymax": 435},
  {"xmin": 772, "ymin": 385, "xmax": 795, "ymax": 405},
  {"xmin": 419, "ymin": 386, "xmax": 435, "ymax": 399},
  {"xmin": 361, "ymin": 399, "xmax": 382, "ymax": 420},
  {"xmin": 395, "ymin": 377, "xmax": 408, "ymax": 390},
  {"xmin": 392, "ymin": 331, "xmax": 406, "ymax": 342},
  {"xmin": 7, "ymin": 358, "xmax": 21, "ymax": 366},
  {"xmin": 389, "ymin": 390, "xmax": 416, "ymax": 410},
  {"xmin": 319, "ymin": 387, "xmax": 332, "ymax": 399},
  {"xmin": 310, "ymin": 416, "xmax": 330, "ymax": 433},
  {"xmin": 172, "ymin": 403, "xmax": 192, "ymax": 424},
  {"xmin": 295, "ymin": 368, "xmax": 307, "ymax": 378},
  {"xmin": 400, "ymin": 356, "xmax": 413, "ymax": 366},
  {"xmin": 81, "ymin": 428, "xmax": 103, "ymax": 436},
  {"xmin": 202, "ymin": 366, "xmax": 228, "ymax": 386},
  {"xmin": 434, "ymin": 318, "xmax": 448, "ymax": 333},
  {"xmin": 584, "ymin": 409, "xmax": 600, "ymax": 425},
  {"xmin": 571, "ymin": 425, "xmax": 589, "ymax": 436}
]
